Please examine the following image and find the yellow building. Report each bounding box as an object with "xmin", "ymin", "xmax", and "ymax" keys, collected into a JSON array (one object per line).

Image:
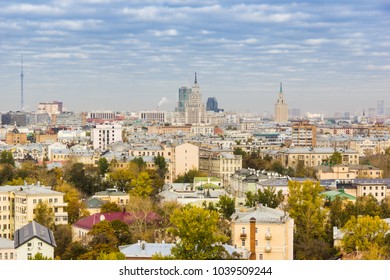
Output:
[
  {"xmin": 231, "ymin": 205, "xmax": 294, "ymax": 260},
  {"xmin": 274, "ymin": 83, "xmax": 288, "ymax": 123},
  {"xmin": 291, "ymin": 120, "xmax": 317, "ymax": 147},
  {"xmin": 0, "ymin": 183, "xmax": 68, "ymax": 239}
]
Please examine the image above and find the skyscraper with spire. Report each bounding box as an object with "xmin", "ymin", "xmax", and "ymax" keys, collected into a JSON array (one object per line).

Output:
[
  {"xmin": 20, "ymin": 54, "xmax": 24, "ymax": 111},
  {"xmin": 274, "ymin": 83, "xmax": 288, "ymax": 123},
  {"xmin": 184, "ymin": 72, "xmax": 206, "ymax": 125}
]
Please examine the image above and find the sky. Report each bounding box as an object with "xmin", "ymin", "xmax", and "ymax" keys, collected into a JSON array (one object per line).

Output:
[{"xmin": 0, "ymin": 0, "xmax": 389, "ymax": 116}]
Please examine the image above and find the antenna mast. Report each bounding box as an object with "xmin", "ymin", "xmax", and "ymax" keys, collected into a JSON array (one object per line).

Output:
[{"xmin": 20, "ymin": 54, "xmax": 24, "ymax": 111}]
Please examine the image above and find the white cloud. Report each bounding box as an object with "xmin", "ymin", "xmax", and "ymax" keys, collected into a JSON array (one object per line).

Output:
[
  {"xmin": 2, "ymin": 4, "xmax": 63, "ymax": 14},
  {"xmin": 304, "ymin": 38, "xmax": 331, "ymax": 45},
  {"xmin": 152, "ymin": 29, "xmax": 178, "ymax": 37}
]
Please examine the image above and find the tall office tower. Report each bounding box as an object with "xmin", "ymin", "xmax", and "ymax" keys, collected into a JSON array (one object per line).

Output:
[
  {"xmin": 274, "ymin": 83, "xmax": 288, "ymax": 123},
  {"xmin": 184, "ymin": 73, "xmax": 206, "ymax": 125},
  {"xmin": 176, "ymin": 86, "xmax": 191, "ymax": 112},
  {"xmin": 206, "ymin": 97, "xmax": 219, "ymax": 112},
  {"xmin": 377, "ymin": 100, "xmax": 384, "ymax": 116}
]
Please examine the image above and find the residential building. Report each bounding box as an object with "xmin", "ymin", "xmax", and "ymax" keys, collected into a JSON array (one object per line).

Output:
[
  {"xmin": 91, "ymin": 123, "xmax": 122, "ymax": 150},
  {"xmin": 37, "ymin": 101, "xmax": 63, "ymax": 115},
  {"xmin": 274, "ymin": 83, "xmax": 288, "ymax": 123},
  {"xmin": 337, "ymin": 179, "xmax": 390, "ymax": 202},
  {"xmin": 5, "ymin": 128, "xmax": 28, "ymax": 145},
  {"xmin": 231, "ymin": 205, "xmax": 294, "ymax": 260},
  {"xmin": 0, "ymin": 184, "xmax": 68, "ymax": 238},
  {"xmin": 314, "ymin": 165, "xmax": 383, "ymax": 180},
  {"xmin": 0, "ymin": 237, "xmax": 16, "ymax": 260},
  {"xmin": 291, "ymin": 120, "xmax": 317, "ymax": 147},
  {"xmin": 92, "ymin": 188, "xmax": 129, "ymax": 207},
  {"xmin": 14, "ymin": 221, "xmax": 56, "ymax": 260}
]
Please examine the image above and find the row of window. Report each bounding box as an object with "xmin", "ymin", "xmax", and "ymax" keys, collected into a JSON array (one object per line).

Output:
[
  {"xmin": 362, "ymin": 186, "xmax": 385, "ymax": 190},
  {"xmin": 0, "ymin": 252, "xmax": 14, "ymax": 260},
  {"xmin": 0, "ymin": 215, "xmax": 11, "ymax": 220}
]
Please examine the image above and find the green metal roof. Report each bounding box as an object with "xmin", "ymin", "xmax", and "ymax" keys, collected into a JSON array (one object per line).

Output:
[{"xmin": 321, "ymin": 189, "xmax": 356, "ymax": 201}]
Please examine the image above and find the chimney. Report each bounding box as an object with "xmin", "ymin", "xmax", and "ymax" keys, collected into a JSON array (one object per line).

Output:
[{"xmin": 249, "ymin": 217, "xmax": 256, "ymax": 260}]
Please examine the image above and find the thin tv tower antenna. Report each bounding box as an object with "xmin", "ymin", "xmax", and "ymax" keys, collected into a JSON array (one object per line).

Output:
[{"xmin": 20, "ymin": 54, "xmax": 24, "ymax": 111}]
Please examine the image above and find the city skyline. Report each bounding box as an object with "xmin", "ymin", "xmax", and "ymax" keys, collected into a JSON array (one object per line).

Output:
[{"xmin": 0, "ymin": 0, "xmax": 389, "ymax": 115}]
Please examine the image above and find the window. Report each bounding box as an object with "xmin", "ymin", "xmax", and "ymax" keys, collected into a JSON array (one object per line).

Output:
[
  {"xmin": 241, "ymin": 227, "xmax": 246, "ymax": 234},
  {"xmin": 259, "ymin": 254, "xmax": 263, "ymax": 260},
  {"xmin": 255, "ymin": 240, "xmax": 258, "ymax": 246},
  {"xmin": 241, "ymin": 240, "xmax": 245, "ymax": 247},
  {"xmin": 0, "ymin": 253, "xmax": 2, "ymax": 260},
  {"xmin": 27, "ymin": 242, "xmax": 32, "ymax": 247}
]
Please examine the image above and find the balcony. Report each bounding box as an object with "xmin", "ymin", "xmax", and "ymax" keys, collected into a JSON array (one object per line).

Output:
[
  {"xmin": 240, "ymin": 233, "xmax": 247, "ymax": 240},
  {"xmin": 265, "ymin": 232, "xmax": 272, "ymax": 240}
]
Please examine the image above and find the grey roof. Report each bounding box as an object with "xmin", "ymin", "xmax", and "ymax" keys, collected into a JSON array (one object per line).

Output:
[
  {"xmin": 14, "ymin": 221, "xmax": 57, "ymax": 248},
  {"xmin": 232, "ymin": 205, "xmax": 290, "ymax": 224},
  {"xmin": 0, "ymin": 237, "xmax": 14, "ymax": 249},
  {"xmin": 119, "ymin": 242, "xmax": 250, "ymax": 259},
  {"xmin": 84, "ymin": 197, "xmax": 106, "ymax": 209},
  {"xmin": 0, "ymin": 185, "xmax": 63, "ymax": 196}
]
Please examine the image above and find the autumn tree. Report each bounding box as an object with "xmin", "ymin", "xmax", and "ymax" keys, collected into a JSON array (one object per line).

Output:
[
  {"xmin": 34, "ymin": 202, "xmax": 55, "ymax": 230},
  {"xmin": 56, "ymin": 183, "xmax": 89, "ymax": 224},
  {"xmin": 174, "ymin": 169, "xmax": 207, "ymax": 183},
  {"xmin": 168, "ymin": 205, "xmax": 230, "ymax": 260},
  {"xmin": 287, "ymin": 180, "xmax": 332, "ymax": 259},
  {"xmin": 0, "ymin": 150, "xmax": 15, "ymax": 166},
  {"xmin": 154, "ymin": 155, "xmax": 168, "ymax": 179},
  {"xmin": 130, "ymin": 171, "xmax": 153, "ymax": 198},
  {"xmin": 341, "ymin": 215, "xmax": 389, "ymax": 259},
  {"xmin": 53, "ymin": 224, "xmax": 73, "ymax": 259},
  {"xmin": 0, "ymin": 163, "xmax": 15, "ymax": 184},
  {"xmin": 329, "ymin": 151, "xmax": 342, "ymax": 165},
  {"xmin": 97, "ymin": 157, "xmax": 110, "ymax": 177}
]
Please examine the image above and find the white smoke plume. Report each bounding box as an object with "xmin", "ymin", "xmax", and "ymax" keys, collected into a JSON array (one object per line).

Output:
[{"xmin": 158, "ymin": 97, "xmax": 169, "ymax": 107}]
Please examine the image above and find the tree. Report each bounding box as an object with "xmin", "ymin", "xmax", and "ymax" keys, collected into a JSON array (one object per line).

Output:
[
  {"xmin": 131, "ymin": 157, "xmax": 147, "ymax": 174},
  {"xmin": 97, "ymin": 157, "xmax": 110, "ymax": 176},
  {"xmin": 216, "ymin": 195, "xmax": 235, "ymax": 220},
  {"xmin": 108, "ymin": 168, "xmax": 134, "ymax": 192},
  {"xmin": 101, "ymin": 202, "xmax": 122, "ymax": 213},
  {"xmin": 287, "ymin": 180, "xmax": 331, "ymax": 259},
  {"xmin": 174, "ymin": 169, "xmax": 207, "ymax": 183},
  {"xmin": 54, "ymin": 224, "xmax": 73, "ymax": 259},
  {"xmin": 111, "ymin": 219, "xmax": 133, "ymax": 245},
  {"xmin": 341, "ymin": 215, "xmax": 389, "ymax": 259},
  {"xmin": 96, "ymin": 251, "xmax": 126, "ymax": 260},
  {"xmin": 56, "ymin": 183, "xmax": 88, "ymax": 224},
  {"xmin": 329, "ymin": 151, "xmax": 342, "ymax": 165},
  {"xmin": 0, "ymin": 163, "xmax": 15, "ymax": 184},
  {"xmin": 0, "ymin": 150, "xmax": 15, "ymax": 166},
  {"xmin": 34, "ymin": 202, "xmax": 55, "ymax": 230},
  {"xmin": 154, "ymin": 155, "xmax": 168, "ymax": 179},
  {"xmin": 28, "ymin": 252, "xmax": 52, "ymax": 260},
  {"xmin": 62, "ymin": 241, "xmax": 88, "ymax": 260},
  {"xmin": 169, "ymin": 205, "xmax": 230, "ymax": 260},
  {"xmin": 130, "ymin": 171, "xmax": 153, "ymax": 198},
  {"xmin": 245, "ymin": 187, "xmax": 284, "ymax": 209},
  {"xmin": 233, "ymin": 147, "xmax": 247, "ymax": 156}
]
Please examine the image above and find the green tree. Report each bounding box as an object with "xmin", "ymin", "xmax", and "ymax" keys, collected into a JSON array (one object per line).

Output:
[
  {"xmin": 111, "ymin": 219, "xmax": 133, "ymax": 245},
  {"xmin": 174, "ymin": 169, "xmax": 207, "ymax": 183},
  {"xmin": 287, "ymin": 180, "xmax": 331, "ymax": 259},
  {"xmin": 131, "ymin": 157, "xmax": 147, "ymax": 174},
  {"xmin": 216, "ymin": 195, "xmax": 236, "ymax": 220},
  {"xmin": 56, "ymin": 183, "xmax": 88, "ymax": 224},
  {"xmin": 0, "ymin": 150, "xmax": 15, "ymax": 166},
  {"xmin": 0, "ymin": 163, "xmax": 15, "ymax": 184},
  {"xmin": 101, "ymin": 201, "xmax": 122, "ymax": 213},
  {"xmin": 62, "ymin": 241, "xmax": 88, "ymax": 260},
  {"xmin": 245, "ymin": 187, "xmax": 284, "ymax": 209},
  {"xmin": 233, "ymin": 147, "xmax": 247, "ymax": 156},
  {"xmin": 130, "ymin": 171, "xmax": 153, "ymax": 198},
  {"xmin": 169, "ymin": 205, "xmax": 230, "ymax": 259},
  {"xmin": 154, "ymin": 155, "xmax": 168, "ymax": 179},
  {"xmin": 341, "ymin": 215, "xmax": 389, "ymax": 259},
  {"xmin": 34, "ymin": 202, "xmax": 55, "ymax": 230},
  {"xmin": 28, "ymin": 252, "xmax": 52, "ymax": 260},
  {"xmin": 108, "ymin": 168, "xmax": 134, "ymax": 192},
  {"xmin": 329, "ymin": 151, "xmax": 342, "ymax": 165},
  {"xmin": 96, "ymin": 251, "xmax": 126, "ymax": 260},
  {"xmin": 53, "ymin": 224, "xmax": 73, "ymax": 259},
  {"xmin": 98, "ymin": 157, "xmax": 110, "ymax": 176}
]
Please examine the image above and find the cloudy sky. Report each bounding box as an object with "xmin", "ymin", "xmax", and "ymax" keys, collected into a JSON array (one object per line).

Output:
[{"xmin": 0, "ymin": 0, "xmax": 389, "ymax": 116}]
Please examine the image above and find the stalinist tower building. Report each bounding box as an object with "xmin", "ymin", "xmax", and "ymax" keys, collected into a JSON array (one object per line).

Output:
[
  {"xmin": 274, "ymin": 83, "xmax": 288, "ymax": 123},
  {"xmin": 184, "ymin": 73, "xmax": 206, "ymax": 125}
]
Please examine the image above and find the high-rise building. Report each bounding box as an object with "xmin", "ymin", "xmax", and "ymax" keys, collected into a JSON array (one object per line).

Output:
[
  {"xmin": 37, "ymin": 101, "xmax": 63, "ymax": 115},
  {"xmin": 176, "ymin": 87, "xmax": 191, "ymax": 112},
  {"xmin": 184, "ymin": 73, "xmax": 206, "ymax": 125},
  {"xmin": 1, "ymin": 111, "xmax": 27, "ymax": 126},
  {"xmin": 291, "ymin": 120, "xmax": 317, "ymax": 147},
  {"xmin": 206, "ymin": 97, "xmax": 218, "ymax": 112},
  {"xmin": 377, "ymin": 100, "xmax": 384, "ymax": 116},
  {"xmin": 274, "ymin": 83, "xmax": 288, "ymax": 123}
]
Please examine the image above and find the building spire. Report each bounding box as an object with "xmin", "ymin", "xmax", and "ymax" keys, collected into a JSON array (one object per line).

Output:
[
  {"xmin": 21, "ymin": 54, "xmax": 24, "ymax": 111},
  {"xmin": 194, "ymin": 72, "xmax": 197, "ymax": 84},
  {"xmin": 280, "ymin": 82, "xmax": 283, "ymax": 93}
]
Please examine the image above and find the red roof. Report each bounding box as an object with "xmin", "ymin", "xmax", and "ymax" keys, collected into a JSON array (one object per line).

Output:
[{"xmin": 73, "ymin": 211, "xmax": 161, "ymax": 230}]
